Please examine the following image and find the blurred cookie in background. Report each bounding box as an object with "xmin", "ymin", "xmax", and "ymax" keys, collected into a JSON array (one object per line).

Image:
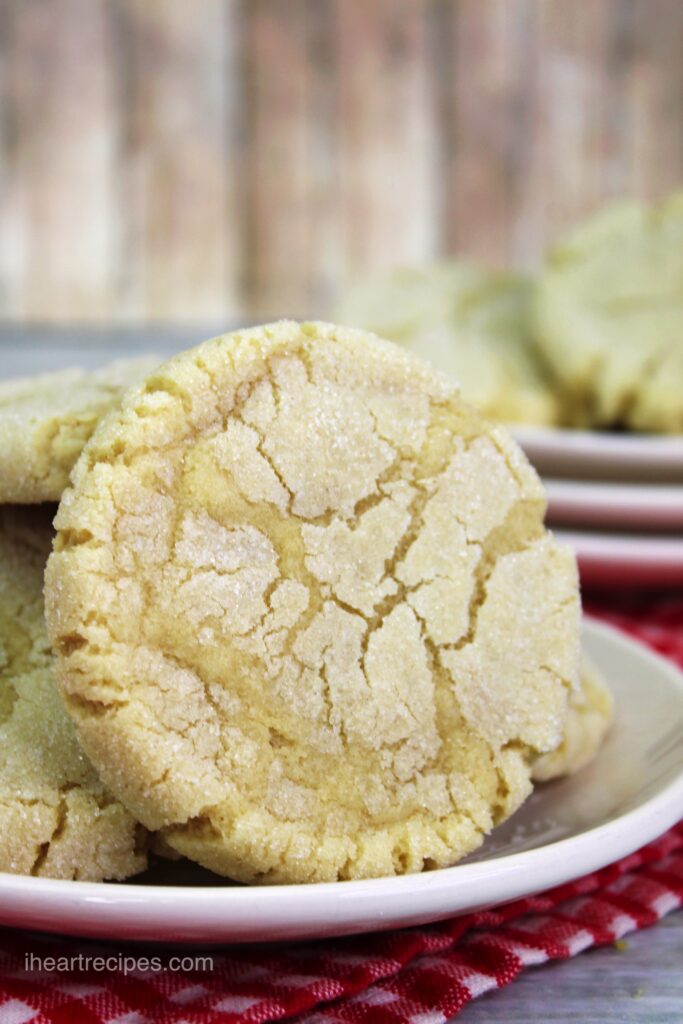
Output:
[
  {"xmin": 334, "ymin": 263, "xmax": 559, "ymax": 428},
  {"xmin": 534, "ymin": 190, "xmax": 683, "ymax": 434}
]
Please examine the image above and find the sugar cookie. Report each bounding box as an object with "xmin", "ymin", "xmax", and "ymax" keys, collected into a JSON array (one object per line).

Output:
[
  {"xmin": 46, "ymin": 321, "xmax": 580, "ymax": 883},
  {"xmin": 532, "ymin": 655, "xmax": 613, "ymax": 783},
  {"xmin": 534, "ymin": 192, "xmax": 683, "ymax": 433},
  {"xmin": 0, "ymin": 355, "xmax": 159, "ymax": 502},
  {"xmin": 0, "ymin": 507, "xmax": 147, "ymax": 879}
]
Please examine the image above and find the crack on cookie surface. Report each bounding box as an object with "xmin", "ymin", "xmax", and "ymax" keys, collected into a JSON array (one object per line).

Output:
[
  {"xmin": 29, "ymin": 786, "xmax": 72, "ymax": 876},
  {"xmin": 0, "ymin": 507, "xmax": 148, "ymax": 881}
]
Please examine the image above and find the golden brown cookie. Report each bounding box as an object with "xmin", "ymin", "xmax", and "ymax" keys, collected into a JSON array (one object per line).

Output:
[
  {"xmin": 46, "ymin": 321, "xmax": 581, "ymax": 883},
  {"xmin": 532, "ymin": 655, "xmax": 613, "ymax": 783},
  {"xmin": 0, "ymin": 506, "xmax": 147, "ymax": 880},
  {"xmin": 0, "ymin": 356, "xmax": 159, "ymax": 503}
]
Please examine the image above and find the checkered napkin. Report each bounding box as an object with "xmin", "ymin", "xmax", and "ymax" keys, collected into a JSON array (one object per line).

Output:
[{"xmin": 1, "ymin": 594, "xmax": 682, "ymax": 1024}]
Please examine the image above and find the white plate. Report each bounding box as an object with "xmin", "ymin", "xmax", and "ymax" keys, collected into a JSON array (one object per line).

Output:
[
  {"xmin": 513, "ymin": 426, "xmax": 683, "ymax": 483},
  {"xmin": 0, "ymin": 620, "xmax": 681, "ymax": 944},
  {"xmin": 556, "ymin": 529, "xmax": 683, "ymax": 587},
  {"xmin": 545, "ymin": 478, "xmax": 683, "ymax": 531}
]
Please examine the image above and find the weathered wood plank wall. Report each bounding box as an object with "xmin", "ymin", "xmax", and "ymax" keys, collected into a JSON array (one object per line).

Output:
[{"xmin": 0, "ymin": 0, "xmax": 682, "ymax": 322}]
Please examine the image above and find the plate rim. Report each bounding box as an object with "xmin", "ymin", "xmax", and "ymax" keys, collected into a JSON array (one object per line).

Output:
[
  {"xmin": 554, "ymin": 529, "xmax": 683, "ymax": 564},
  {"xmin": 512, "ymin": 424, "xmax": 683, "ymax": 455},
  {"xmin": 511, "ymin": 424, "xmax": 683, "ymax": 481},
  {"xmin": 545, "ymin": 478, "xmax": 683, "ymax": 530},
  {"xmin": 545, "ymin": 477, "xmax": 683, "ymax": 504},
  {"xmin": 0, "ymin": 617, "xmax": 681, "ymax": 941}
]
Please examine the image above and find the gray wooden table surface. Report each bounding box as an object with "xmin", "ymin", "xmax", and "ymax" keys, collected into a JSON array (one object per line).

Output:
[
  {"xmin": 460, "ymin": 914, "xmax": 682, "ymax": 1023},
  {"xmin": 2, "ymin": 325, "xmax": 682, "ymax": 1023}
]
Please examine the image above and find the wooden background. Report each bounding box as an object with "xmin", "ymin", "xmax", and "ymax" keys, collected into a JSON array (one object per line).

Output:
[{"xmin": 1, "ymin": 0, "xmax": 682, "ymax": 323}]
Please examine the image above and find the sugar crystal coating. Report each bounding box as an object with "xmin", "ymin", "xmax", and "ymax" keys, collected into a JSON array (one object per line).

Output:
[
  {"xmin": 0, "ymin": 355, "xmax": 160, "ymax": 502},
  {"xmin": 46, "ymin": 321, "xmax": 581, "ymax": 883},
  {"xmin": 0, "ymin": 507, "xmax": 147, "ymax": 879}
]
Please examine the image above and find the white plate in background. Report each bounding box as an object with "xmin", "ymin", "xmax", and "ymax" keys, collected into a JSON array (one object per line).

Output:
[
  {"xmin": 513, "ymin": 426, "xmax": 683, "ymax": 483},
  {"xmin": 555, "ymin": 529, "xmax": 683, "ymax": 587},
  {"xmin": 0, "ymin": 620, "xmax": 680, "ymax": 944},
  {"xmin": 545, "ymin": 479, "xmax": 683, "ymax": 531}
]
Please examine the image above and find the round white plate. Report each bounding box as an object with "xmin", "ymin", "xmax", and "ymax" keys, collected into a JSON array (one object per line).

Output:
[
  {"xmin": 513, "ymin": 426, "xmax": 683, "ymax": 483},
  {"xmin": 555, "ymin": 529, "xmax": 683, "ymax": 586},
  {"xmin": 545, "ymin": 479, "xmax": 683, "ymax": 531},
  {"xmin": 0, "ymin": 619, "xmax": 681, "ymax": 945}
]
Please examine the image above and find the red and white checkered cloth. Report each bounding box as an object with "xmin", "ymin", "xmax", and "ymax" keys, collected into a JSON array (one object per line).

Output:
[{"xmin": 1, "ymin": 593, "xmax": 682, "ymax": 1024}]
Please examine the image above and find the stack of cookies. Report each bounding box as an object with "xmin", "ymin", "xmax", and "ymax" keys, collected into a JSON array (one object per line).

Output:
[
  {"xmin": 0, "ymin": 358, "xmax": 158, "ymax": 879},
  {"xmin": 0, "ymin": 322, "xmax": 611, "ymax": 884}
]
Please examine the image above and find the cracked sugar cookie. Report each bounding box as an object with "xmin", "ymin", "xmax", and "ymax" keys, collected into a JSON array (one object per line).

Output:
[
  {"xmin": 0, "ymin": 506, "xmax": 148, "ymax": 880},
  {"xmin": 532, "ymin": 655, "xmax": 613, "ymax": 783},
  {"xmin": 46, "ymin": 321, "xmax": 581, "ymax": 884},
  {"xmin": 534, "ymin": 191, "xmax": 683, "ymax": 433},
  {"xmin": 0, "ymin": 355, "xmax": 159, "ymax": 502}
]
